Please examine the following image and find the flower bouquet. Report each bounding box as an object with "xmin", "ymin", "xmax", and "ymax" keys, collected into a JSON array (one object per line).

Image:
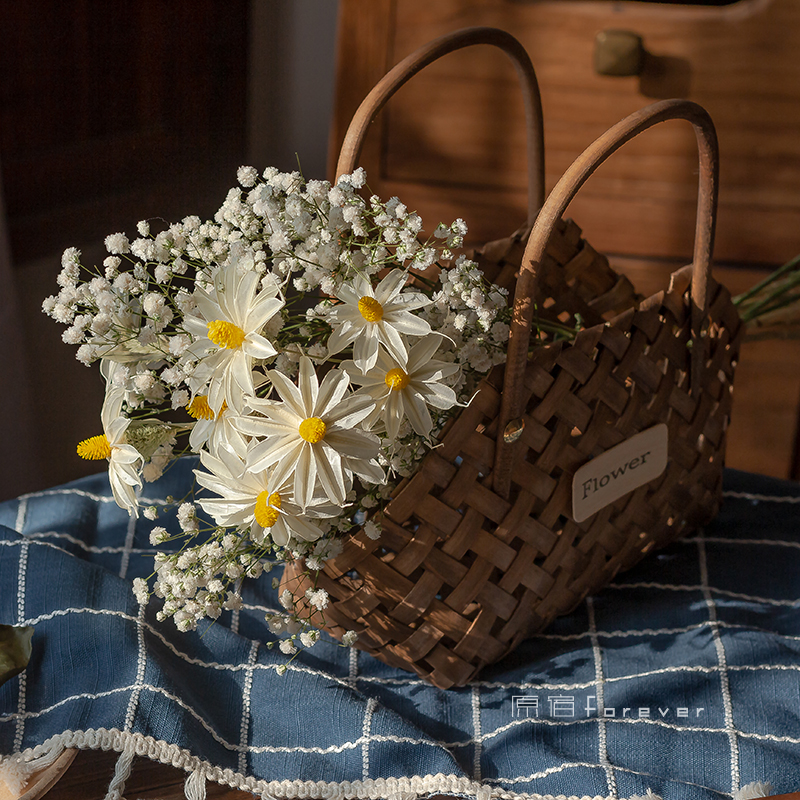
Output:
[
  {"xmin": 45, "ymin": 138, "xmax": 800, "ymax": 688},
  {"xmin": 44, "ymin": 164, "xmax": 519, "ymax": 664},
  {"xmin": 43, "ymin": 15, "xmax": 800, "ymax": 686}
]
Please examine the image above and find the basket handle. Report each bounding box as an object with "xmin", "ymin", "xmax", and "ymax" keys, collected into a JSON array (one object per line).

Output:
[
  {"xmin": 494, "ymin": 98, "xmax": 719, "ymax": 497},
  {"xmin": 334, "ymin": 26, "xmax": 545, "ymax": 226}
]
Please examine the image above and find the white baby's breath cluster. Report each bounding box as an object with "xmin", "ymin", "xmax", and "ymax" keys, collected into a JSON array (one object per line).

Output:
[
  {"xmin": 420, "ymin": 255, "xmax": 511, "ymax": 391},
  {"xmin": 45, "ymin": 165, "xmax": 511, "ymax": 659}
]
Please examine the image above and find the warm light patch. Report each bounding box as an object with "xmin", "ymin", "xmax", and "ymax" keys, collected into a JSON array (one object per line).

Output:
[
  {"xmin": 255, "ymin": 490, "xmax": 281, "ymax": 528},
  {"xmin": 358, "ymin": 296, "xmax": 384, "ymax": 322},
  {"xmin": 298, "ymin": 416, "xmax": 327, "ymax": 443},
  {"xmin": 77, "ymin": 434, "xmax": 111, "ymax": 460},
  {"xmin": 384, "ymin": 367, "xmax": 410, "ymax": 391},
  {"xmin": 207, "ymin": 319, "xmax": 246, "ymax": 349}
]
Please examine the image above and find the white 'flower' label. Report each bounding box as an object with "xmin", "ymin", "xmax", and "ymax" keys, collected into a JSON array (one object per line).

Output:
[{"xmin": 571, "ymin": 424, "xmax": 668, "ymax": 523}]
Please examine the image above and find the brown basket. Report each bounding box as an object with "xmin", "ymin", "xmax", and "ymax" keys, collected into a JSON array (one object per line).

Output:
[{"xmin": 283, "ymin": 29, "xmax": 742, "ymax": 689}]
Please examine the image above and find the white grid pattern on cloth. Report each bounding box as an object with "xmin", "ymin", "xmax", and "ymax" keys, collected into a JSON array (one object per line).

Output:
[
  {"xmin": 123, "ymin": 602, "xmax": 148, "ymax": 732},
  {"xmin": 9, "ymin": 487, "xmax": 170, "ymax": 507},
  {"xmin": 527, "ymin": 618, "xmax": 800, "ymax": 644},
  {"xmin": 238, "ymin": 639, "xmax": 259, "ymax": 775},
  {"xmin": 13, "ymin": 496, "xmax": 27, "ymax": 533},
  {"xmin": 688, "ymin": 536, "xmax": 800, "ymax": 551},
  {"xmin": 349, "ymin": 646, "xmax": 359, "ymax": 687},
  {"xmin": 586, "ymin": 596, "xmax": 617, "ymax": 799},
  {"xmin": 118, "ymin": 509, "xmax": 139, "ymax": 581},
  {"xmin": 489, "ymin": 762, "xmax": 740, "ymax": 800},
  {"xmin": 5, "ymin": 589, "xmax": 800, "ymax": 705},
  {"xmin": 2, "ymin": 478, "xmax": 800, "ymax": 800},
  {"xmin": 471, "ymin": 684, "xmax": 482, "ymax": 782},
  {"xmin": 7, "ymin": 590, "xmax": 800, "ymax": 695},
  {"xmin": 13, "ymin": 539, "xmax": 29, "ymax": 754},
  {"xmin": 361, "ymin": 697, "xmax": 377, "ymax": 780},
  {"xmin": 19, "ymin": 530, "xmax": 159, "ymax": 556},
  {"xmin": 483, "ymin": 759, "xmax": 729, "ymax": 796},
  {"xmin": 606, "ymin": 581, "xmax": 800, "ymax": 608},
  {"xmin": 696, "ymin": 531, "xmax": 740, "ymax": 794},
  {"xmin": 6, "ymin": 682, "xmax": 799, "ymax": 755},
  {"xmin": 722, "ymin": 490, "xmax": 800, "ymax": 503}
]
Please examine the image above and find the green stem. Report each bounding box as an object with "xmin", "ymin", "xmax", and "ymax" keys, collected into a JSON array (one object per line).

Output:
[
  {"xmin": 738, "ymin": 281, "xmax": 800, "ymax": 322},
  {"xmin": 733, "ymin": 253, "xmax": 800, "ymax": 307}
]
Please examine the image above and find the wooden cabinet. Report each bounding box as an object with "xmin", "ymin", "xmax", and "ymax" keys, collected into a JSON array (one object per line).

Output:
[{"xmin": 331, "ymin": 0, "xmax": 800, "ymax": 478}]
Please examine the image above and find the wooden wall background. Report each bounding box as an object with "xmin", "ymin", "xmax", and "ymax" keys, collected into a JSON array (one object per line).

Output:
[{"xmin": 330, "ymin": 0, "xmax": 800, "ymax": 479}]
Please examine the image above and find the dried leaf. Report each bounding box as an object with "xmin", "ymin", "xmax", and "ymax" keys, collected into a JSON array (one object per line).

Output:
[{"xmin": 0, "ymin": 624, "xmax": 33, "ymax": 686}]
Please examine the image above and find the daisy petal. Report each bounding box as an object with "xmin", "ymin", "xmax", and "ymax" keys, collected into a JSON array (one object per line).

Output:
[
  {"xmin": 335, "ymin": 283, "xmax": 361, "ymax": 306},
  {"xmin": 324, "ymin": 428, "xmax": 381, "ymax": 460},
  {"xmin": 404, "ymin": 390, "xmax": 433, "ymax": 437},
  {"xmin": 316, "ymin": 368, "xmax": 352, "ymax": 418},
  {"xmin": 386, "ymin": 311, "xmax": 432, "ymax": 337},
  {"xmin": 377, "ymin": 322, "xmax": 408, "ymax": 366},
  {"xmin": 245, "ymin": 293, "xmax": 283, "ymax": 331},
  {"xmin": 315, "ymin": 443, "xmax": 346, "ymax": 506},
  {"xmin": 375, "ymin": 268, "xmax": 408, "ymax": 302},
  {"xmin": 418, "ymin": 382, "xmax": 458, "ymax": 409},
  {"xmin": 293, "ymin": 443, "xmax": 316, "ymax": 509},
  {"xmin": 298, "ymin": 357, "xmax": 318, "ymax": 415},
  {"xmin": 326, "ymin": 320, "xmax": 359, "ymax": 356},
  {"xmin": 267, "ymin": 370, "xmax": 306, "ymax": 418},
  {"xmin": 244, "ymin": 333, "xmax": 278, "ymax": 360},
  {"xmin": 248, "ymin": 436, "xmax": 302, "ymax": 473},
  {"xmin": 230, "ymin": 350, "xmax": 255, "ymax": 395},
  {"xmin": 282, "ymin": 514, "xmax": 325, "ymax": 542},
  {"xmin": 408, "ymin": 333, "xmax": 447, "ymax": 367},
  {"xmin": 192, "ymin": 286, "xmax": 221, "ymax": 326},
  {"xmin": 384, "ymin": 390, "xmax": 403, "ymax": 440},
  {"xmin": 343, "ymin": 454, "xmax": 385, "ymax": 485},
  {"xmin": 353, "ymin": 331, "xmax": 380, "ymax": 372}
]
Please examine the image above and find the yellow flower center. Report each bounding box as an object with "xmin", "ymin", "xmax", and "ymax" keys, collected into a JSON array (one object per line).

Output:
[
  {"xmin": 186, "ymin": 395, "xmax": 228, "ymax": 420},
  {"xmin": 254, "ymin": 490, "xmax": 282, "ymax": 528},
  {"xmin": 298, "ymin": 416, "xmax": 327, "ymax": 443},
  {"xmin": 207, "ymin": 319, "xmax": 246, "ymax": 349},
  {"xmin": 384, "ymin": 367, "xmax": 410, "ymax": 391},
  {"xmin": 77, "ymin": 434, "xmax": 112, "ymax": 460},
  {"xmin": 358, "ymin": 296, "xmax": 383, "ymax": 322}
]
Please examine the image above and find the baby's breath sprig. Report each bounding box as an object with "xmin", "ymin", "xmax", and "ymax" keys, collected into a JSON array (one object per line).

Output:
[{"xmin": 45, "ymin": 163, "xmax": 514, "ymax": 665}]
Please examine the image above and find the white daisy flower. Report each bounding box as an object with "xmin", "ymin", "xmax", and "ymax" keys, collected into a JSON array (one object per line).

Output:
[
  {"xmin": 194, "ymin": 447, "xmax": 335, "ymax": 547},
  {"xmin": 76, "ymin": 361, "xmax": 144, "ymax": 516},
  {"xmin": 233, "ymin": 357, "xmax": 384, "ymax": 508},
  {"xmin": 183, "ymin": 254, "xmax": 284, "ymax": 413},
  {"xmin": 324, "ymin": 269, "xmax": 432, "ymax": 372},
  {"xmin": 343, "ymin": 335, "xmax": 460, "ymax": 440},
  {"xmin": 186, "ymin": 395, "xmax": 248, "ymax": 459}
]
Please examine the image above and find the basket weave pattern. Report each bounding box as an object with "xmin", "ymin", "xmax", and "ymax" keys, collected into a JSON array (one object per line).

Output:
[
  {"xmin": 285, "ymin": 218, "xmax": 742, "ymax": 689},
  {"xmin": 279, "ymin": 29, "xmax": 742, "ymax": 689}
]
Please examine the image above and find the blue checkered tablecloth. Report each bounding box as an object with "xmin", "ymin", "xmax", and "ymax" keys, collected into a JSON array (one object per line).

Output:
[{"xmin": 0, "ymin": 458, "xmax": 798, "ymax": 799}]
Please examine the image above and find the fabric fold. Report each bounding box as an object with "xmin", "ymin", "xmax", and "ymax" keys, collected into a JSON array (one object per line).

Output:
[{"xmin": 0, "ymin": 461, "xmax": 798, "ymax": 799}]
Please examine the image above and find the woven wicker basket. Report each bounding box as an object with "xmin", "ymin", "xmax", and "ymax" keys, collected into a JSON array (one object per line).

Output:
[{"xmin": 284, "ymin": 28, "xmax": 742, "ymax": 689}]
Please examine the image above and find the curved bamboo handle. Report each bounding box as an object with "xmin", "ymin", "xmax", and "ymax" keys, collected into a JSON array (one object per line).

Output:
[
  {"xmin": 335, "ymin": 26, "xmax": 545, "ymax": 225},
  {"xmin": 494, "ymin": 98, "xmax": 719, "ymax": 496}
]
